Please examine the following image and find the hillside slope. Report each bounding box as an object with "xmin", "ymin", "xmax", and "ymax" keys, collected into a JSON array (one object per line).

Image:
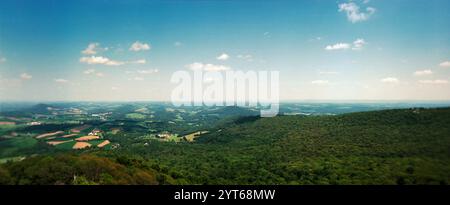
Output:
[
  {"xmin": 1, "ymin": 107, "xmax": 449, "ymax": 185},
  {"xmin": 136, "ymin": 107, "xmax": 450, "ymax": 184},
  {"xmin": 0, "ymin": 154, "xmax": 178, "ymax": 185}
]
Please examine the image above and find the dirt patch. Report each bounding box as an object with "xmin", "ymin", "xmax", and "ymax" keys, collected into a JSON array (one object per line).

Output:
[
  {"xmin": 72, "ymin": 142, "xmax": 91, "ymax": 149},
  {"xmin": 36, "ymin": 131, "xmax": 64, "ymax": 139},
  {"xmin": 61, "ymin": 134, "xmax": 77, "ymax": 138},
  {"xmin": 0, "ymin": 121, "xmax": 16, "ymax": 125},
  {"xmin": 70, "ymin": 125, "xmax": 91, "ymax": 133},
  {"xmin": 47, "ymin": 140, "xmax": 73, "ymax": 146},
  {"xmin": 75, "ymin": 136, "xmax": 100, "ymax": 141},
  {"xmin": 97, "ymin": 140, "xmax": 110, "ymax": 148},
  {"xmin": 183, "ymin": 131, "xmax": 209, "ymax": 142}
]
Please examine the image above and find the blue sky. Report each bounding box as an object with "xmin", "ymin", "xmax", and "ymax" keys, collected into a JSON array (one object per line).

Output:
[{"xmin": 0, "ymin": 0, "xmax": 450, "ymax": 101}]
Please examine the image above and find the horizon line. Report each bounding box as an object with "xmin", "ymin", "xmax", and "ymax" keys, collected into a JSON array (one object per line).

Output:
[{"xmin": 1, "ymin": 100, "xmax": 450, "ymax": 104}]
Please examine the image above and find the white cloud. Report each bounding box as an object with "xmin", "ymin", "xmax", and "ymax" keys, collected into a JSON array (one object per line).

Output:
[
  {"xmin": 111, "ymin": 86, "xmax": 119, "ymax": 91},
  {"xmin": 137, "ymin": 69, "xmax": 158, "ymax": 74},
  {"xmin": 413, "ymin": 70, "xmax": 433, "ymax": 76},
  {"xmin": 439, "ymin": 61, "xmax": 450, "ymax": 67},
  {"xmin": 133, "ymin": 77, "xmax": 144, "ymax": 81},
  {"xmin": 237, "ymin": 54, "xmax": 253, "ymax": 62},
  {"xmin": 352, "ymin": 38, "xmax": 367, "ymax": 50},
  {"xmin": 419, "ymin": 79, "xmax": 448, "ymax": 85},
  {"xmin": 131, "ymin": 59, "xmax": 147, "ymax": 64},
  {"xmin": 202, "ymin": 64, "xmax": 230, "ymax": 72},
  {"xmin": 325, "ymin": 38, "xmax": 367, "ymax": 51},
  {"xmin": 338, "ymin": 2, "xmax": 376, "ymax": 23},
  {"xmin": 55, "ymin": 79, "xmax": 68, "ymax": 83},
  {"xmin": 20, "ymin": 73, "xmax": 32, "ymax": 80},
  {"xmin": 81, "ymin": 57, "xmax": 145, "ymax": 66},
  {"xmin": 381, "ymin": 77, "xmax": 399, "ymax": 84},
  {"xmin": 217, "ymin": 53, "xmax": 229, "ymax": 61},
  {"xmin": 186, "ymin": 62, "xmax": 230, "ymax": 71},
  {"xmin": 104, "ymin": 60, "xmax": 124, "ymax": 66},
  {"xmin": 81, "ymin": 43, "xmax": 100, "ymax": 55},
  {"xmin": 325, "ymin": 43, "xmax": 351, "ymax": 51},
  {"xmin": 80, "ymin": 56, "xmax": 109, "ymax": 64},
  {"xmin": 311, "ymin": 80, "xmax": 330, "ymax": 85},
  {"xmin": 129, "ymin": 41, "xmax": 150, "ymax": 52},
  {"xmin": 83, "ymin": 69, "xmax": 104, "ymax": 77},
  {"xmin": 79, "ymin": 56, "xmax": 124, "ymax": 66},
  {"xmin": 0, "ymin": 57, "xmax": 6, "ymax": 63},
  {"xmin": 83, "ymin": 69, "xmax": 96, "ymax": 75},
  {"xmin": 186, "ymin": 62, "xmax": 204, "ymax": 70}
]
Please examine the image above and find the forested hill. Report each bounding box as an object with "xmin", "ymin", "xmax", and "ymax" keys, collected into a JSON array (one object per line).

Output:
[
  {"xmin": 1, "ymin": 107, "xmax": 450, "ymax": 185},
  {"xmin": 138, "ymin": 107, "xmax": 450, "ymax": 184},
  {"xmin": 0, "ymin": 154, "xmax": 178, "ymax": 185}
]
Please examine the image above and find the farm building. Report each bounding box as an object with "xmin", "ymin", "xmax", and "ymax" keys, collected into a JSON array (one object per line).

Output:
[
  {"xmin": 88, "ymin": 128, "xmax": 103, "ymax": 136},
  {"xmin": 156, "ymin": 132, "xmax": 171, "ymax": 139}
]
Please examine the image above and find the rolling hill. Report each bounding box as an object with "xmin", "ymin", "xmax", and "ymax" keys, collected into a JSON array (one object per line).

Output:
[{"xmin": 1, "ymin": 107, "xmax": 449, "ymax": 185}]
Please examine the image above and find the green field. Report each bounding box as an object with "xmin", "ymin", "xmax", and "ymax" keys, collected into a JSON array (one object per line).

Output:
[
  {"xmin": 54, "ymin": 141, "xmax": 77, "ymax": 150},
  {"xmin": 0, "ymin": 135, "xmax": 37, "ymax": 157},
  {"xmin": 126, "ymin": 113, "xmax": 146, "ymax": 120}
]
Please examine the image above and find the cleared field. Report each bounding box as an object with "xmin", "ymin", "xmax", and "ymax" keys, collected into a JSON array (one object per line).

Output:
[
  {"xmin": 35, "ymin": 131, "xmax": 64, "ymax": 139},
  {"xmin": 183, "ymin": 131, "xmax": 209, "ymax": 142},
  {"xmin": 126, "ymin": 113, "xmax": 146, "ymax": 119},
  {"xmin": 0, "ymin": 121, "xmax": 16, "ymax": 125},
  {"xmin": 60, "ymin": 134, "xmax": 77, "ymax": 138},
  {"xmin": 73, "ymin": 142, "xmax": 91, "ymax": 149},
  {"xmin": 75, "ymin": 136, "xmax": 100, "ymax": 141},
  {"xmin": 97, "ymin": 140, "xmax": 110, "ymax": 148},
  {"xmin": 70, "ymin": 125, "xmax": 91, "ymax": 133},
  {"xmin": 50, "ymin": 137, "xmax": 77, "ymax": 141},
  {"xmin": 135, "ymin": 107, "xmax": 149, "ymax": 113},
  {"xmin": 47, "ymin": 140, "xmax": 73, "ymax": 146},
  {"xmin": 0, "ymin": 124, "xmax": 16, "ymax": 130},
  {"xmin": 166, "ymin": 134, "xmax": 182, "ymax": 142},
  {"xmin": 110, "ymin": 128, "xmax": 121, "ymax": 135}
]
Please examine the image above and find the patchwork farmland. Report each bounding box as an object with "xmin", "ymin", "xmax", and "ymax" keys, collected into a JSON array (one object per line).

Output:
[{"xmin": 37, "ymin": 127, "xmax": 112, "ymax": 150}]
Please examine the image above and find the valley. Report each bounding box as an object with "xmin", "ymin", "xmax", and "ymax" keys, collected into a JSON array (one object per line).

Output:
[{"xmin": 0, "ymin": 102, "xmax": 449, "ymax": 185}]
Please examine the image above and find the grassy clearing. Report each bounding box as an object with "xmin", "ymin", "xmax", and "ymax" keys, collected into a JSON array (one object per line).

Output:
[
  {"xmin": 87, "ymin": 140, "xmax": 105, "ymax": 146},
  {"xmin": 54, "ymin": 141, "xmax": 77, "ymax": 150},
  {"xmin": 183, "ymin": 131, "xmax": 209, "ymax": 142},
  {"xmin": 0, "ymin": 156, "xmax": 25, "ymax": 164},
  {"xmin": 166, "ymin": 134, "xmax": 182, "ymax": 142},
  {"xmin": 126, "ymin": 113, "xmax": 146, "ymax": 120}
]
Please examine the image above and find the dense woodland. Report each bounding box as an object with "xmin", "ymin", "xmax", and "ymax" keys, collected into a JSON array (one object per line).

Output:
[{"xmin": 1, "ymin": 107, "xmax": 449, "ymax": 185}]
